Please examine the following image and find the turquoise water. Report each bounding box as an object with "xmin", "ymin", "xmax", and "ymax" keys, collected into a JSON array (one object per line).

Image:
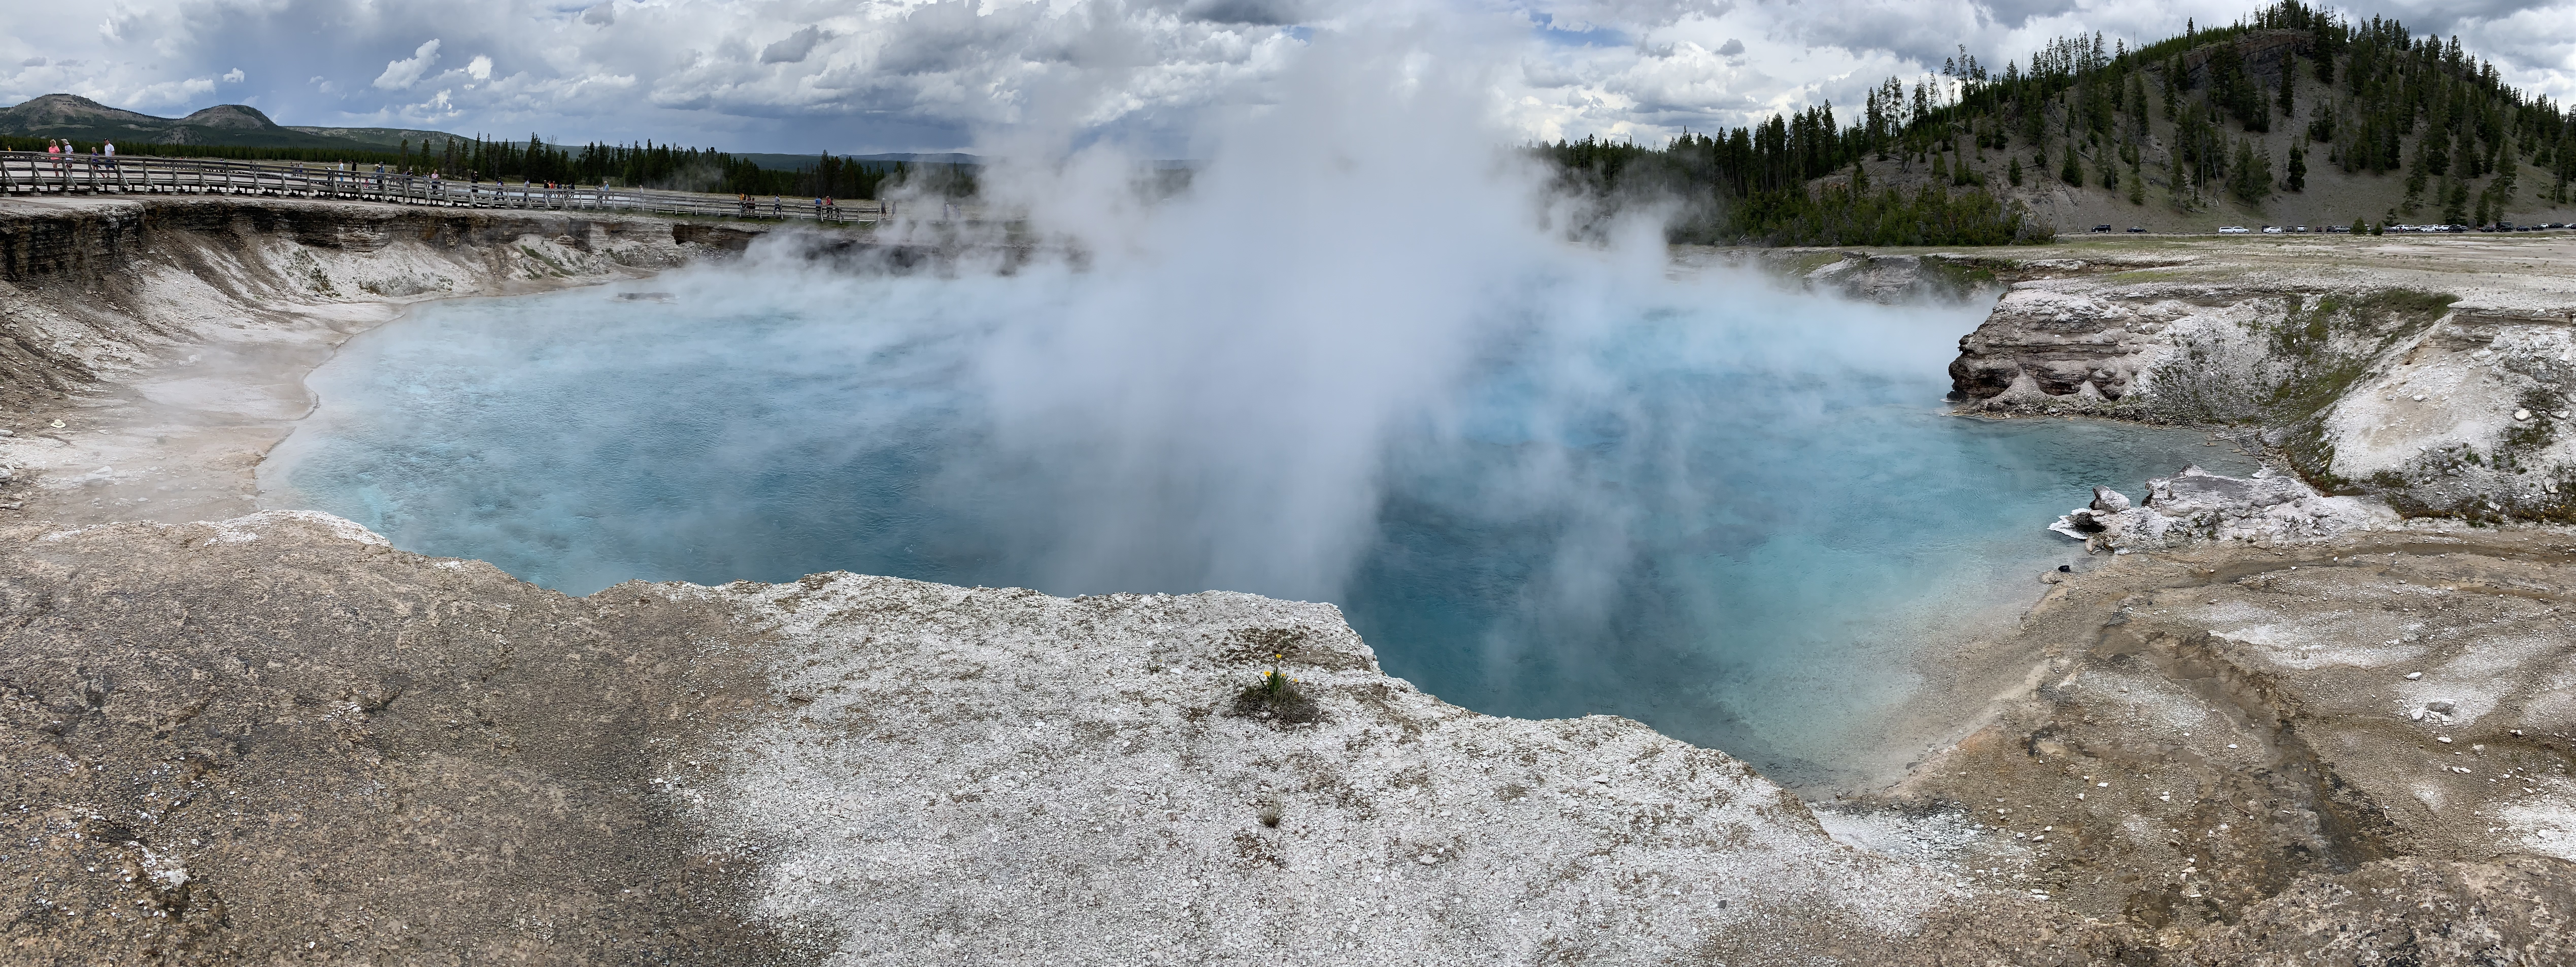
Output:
[{"xmin": 263, "ymin": 266, "xmax": 2246, "ymax": 786}]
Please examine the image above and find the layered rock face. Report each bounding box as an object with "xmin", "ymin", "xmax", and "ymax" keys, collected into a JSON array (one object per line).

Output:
[
  {"xmin": 1948, "ymin": 286, "xmax": 2245, "ymax": 403},
  {"xmin": 1935, "ymin": 237, "xmax": 2576, "ymax": 519}
]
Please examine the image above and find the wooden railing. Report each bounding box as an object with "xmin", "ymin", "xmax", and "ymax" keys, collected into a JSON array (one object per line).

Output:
[{"xmin": 0, "ymin": 151, "xmax": 894, "ymax": 223}]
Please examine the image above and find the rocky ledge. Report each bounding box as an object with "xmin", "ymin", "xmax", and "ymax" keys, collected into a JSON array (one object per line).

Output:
[
  {"xmin": 11, "ymin": 511, "xmax": 2576, "ymax": 965},
  {"xmin": 1904, "ymin": 236, "xmax": 2576, "ymax": 521},
  {"xmin": 2049, "ymin": 466, "xmax": 2398, "ymax": 552}
]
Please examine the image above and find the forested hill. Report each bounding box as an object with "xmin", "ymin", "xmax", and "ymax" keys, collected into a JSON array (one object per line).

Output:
[{"xmin": 1552, "ymin": 0, "xmax": 2576, "ymax": 246}]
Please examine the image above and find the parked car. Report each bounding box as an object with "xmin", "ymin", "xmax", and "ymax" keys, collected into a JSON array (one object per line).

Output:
[
  {"xmin": 2127, "ymin": 226, "xmax": 2146, "ymax": 233},
  {"xmin": 2218, "ymin": 225, "xmax": 2252, "ymax": 234},
  {"xmin": 2327, "ymin": 225, "xmax": 2350, "ymax": 233},
  {"xmin": 2262, "ymin": 226, "xmax": 2283, "ymax": 234},
  {"xmin": 2092, "ymin": 224, "xmax": 2114, "ymax": 233}
]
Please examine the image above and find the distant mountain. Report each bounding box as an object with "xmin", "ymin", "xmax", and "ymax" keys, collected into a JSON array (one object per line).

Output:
[{"xmin": 0, "ymin": 93, "xmax": 391, "ymax": 149}]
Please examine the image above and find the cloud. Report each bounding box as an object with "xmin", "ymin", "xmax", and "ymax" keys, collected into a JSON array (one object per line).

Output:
[
  {"xmin": 125, "ymin": 76, "xmax": 217, "ymax": 107},
  {"xmin": 759, "ymin": 26, "xmax": 824, "ymax": 64},
  {"xmin": 1179, "ymin": 0, "xmax": 1309, "ymax": 25},
  {"xmin": 222, "ymin": 67, "xmax": 244, "ymax": 82},
  {"xmin": 2, "ymin": 0, "xmax": 2569, "ymax": 156},
  {"xmin": 374, "ymin": 38, "xmax": 440, "ymax": 90}
]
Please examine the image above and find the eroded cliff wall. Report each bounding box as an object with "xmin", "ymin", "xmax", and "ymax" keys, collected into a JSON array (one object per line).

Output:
[
  {"xmin": 0, "ymin": 197, "xmax": 704, "ymax": 415},
  {"xmin": 1930, "ymin": 237, "xmax": 2576, "ymax": 520}
]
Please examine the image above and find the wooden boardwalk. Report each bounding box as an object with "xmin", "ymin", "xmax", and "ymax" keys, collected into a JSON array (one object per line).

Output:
[{"xmin": 0, "ymin": 151, "xmax": 894, "ymax": 223}]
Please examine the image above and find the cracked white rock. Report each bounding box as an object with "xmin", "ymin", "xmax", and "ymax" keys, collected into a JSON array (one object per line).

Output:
[{"xmin": 2050, "ymin": 467, "xmax": 2396, "ymax": 552}]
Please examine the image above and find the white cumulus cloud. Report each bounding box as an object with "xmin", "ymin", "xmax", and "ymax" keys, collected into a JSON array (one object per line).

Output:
[{"xmin": 374, "ymin": 39, "xmax": 441, "ymax": 91}]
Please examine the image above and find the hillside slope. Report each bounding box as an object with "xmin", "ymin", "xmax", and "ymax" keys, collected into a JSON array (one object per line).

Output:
[
  {"xmin": 0, "ymin": 94, "xmax": 446, "ymax": 150},
  {"xmin": 1549, "ymin": 2, "xmax": 2576, "ymax": 243}
]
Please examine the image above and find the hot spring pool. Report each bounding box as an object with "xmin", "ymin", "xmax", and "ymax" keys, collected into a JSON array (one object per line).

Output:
[{"xmin": 262, "ymin": 264, "xmax": 2249, "ymax": 786}]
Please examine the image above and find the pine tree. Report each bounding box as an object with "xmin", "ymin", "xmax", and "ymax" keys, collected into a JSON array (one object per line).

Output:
[
  {"xmin": 2439, "ymin": 175, "xmax": 2469, "ymax": 225},
  {"xmin": 2062, "ymin": 147, "xmax": 2083, "ymax": 185},
  {"xmin": 2230, "ymin": 140, "xmax": 2273, "ymax": 202},
  {"xmin": 2404, "ymin": 137, "xmax": 2433, "ymax": 211},
  {"xmin": 2480, "ymin": 159, "xmax": 2520, "ymax": 224},
  {"xmin": 2286, "ymin": 145, "xmax": 2307, "ymax": 192},
  {"xmin": 2101, "ymin": 157, "xmax": 2118, "ymax": 190},
  {"xmin": 2008, "ymin": 157, "xmax": 2024, "ymax": 186}
]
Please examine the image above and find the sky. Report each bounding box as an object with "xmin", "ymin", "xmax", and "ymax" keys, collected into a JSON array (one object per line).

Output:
[{"xmin": 4, "ymin": 0, "xmax": 2573, "ymax": 156}]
